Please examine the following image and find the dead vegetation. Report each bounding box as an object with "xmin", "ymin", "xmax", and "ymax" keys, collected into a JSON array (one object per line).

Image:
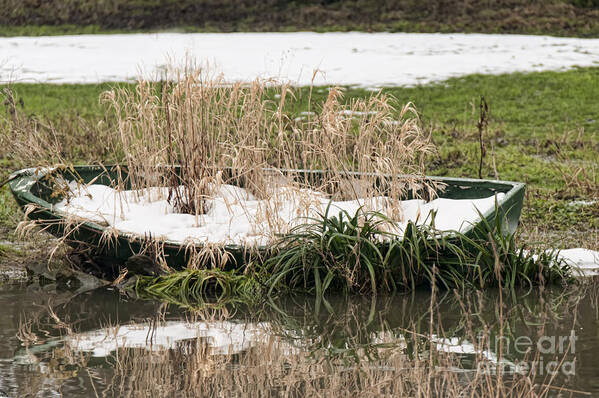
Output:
[
  {"xmin": 1, "ymin": 66, "xmax": 440, "ymax": 272},
  {"xmin": 103, "ymin": 66, "xmax": 435, "ymax": 230},
  {"xmin": 0, "ymin": 86, "xmax": 115, "ymax": 170}
]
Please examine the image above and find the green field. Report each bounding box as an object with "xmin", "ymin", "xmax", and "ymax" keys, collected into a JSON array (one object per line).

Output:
[{"xmin": 1, "ymin": 68, "xmax": 598, "ymax": 259}]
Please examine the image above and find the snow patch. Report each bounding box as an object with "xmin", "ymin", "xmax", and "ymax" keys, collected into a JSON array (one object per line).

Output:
[
  {"xmin": 567, "ymin": 200, "xmax": 598, "ymax": 207},
  {"xmin": 2, "ymin": 33, "xmax": 599, "ymax": 86},
  {"xmin": 559, "ymin": 248, "xmax": 599, "ymax": 277}
]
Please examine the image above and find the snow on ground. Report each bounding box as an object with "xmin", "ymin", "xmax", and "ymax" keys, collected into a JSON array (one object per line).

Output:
[
  {"xmin": 53, "ymin": 183, "xmax": 504, "ymax": 246},
  {"xmin": 567, "ymin": 199, "xmax": 598, "ymax": 207},
  {"xmin": 525, "ymin": 248, "xmax": 599, "ymax": 277},
  {"xmin": 2, "ymin": 33, "xmax": 599, "ymax": 86},
  {"xmin": 559, "ymin": 248, "xmax": 599, "ymax": 277}
]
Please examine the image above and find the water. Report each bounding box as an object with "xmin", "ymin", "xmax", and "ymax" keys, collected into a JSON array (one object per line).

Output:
[{"xmin": 1, "ymin": 278, "xmax": 599, "ymax": 397}]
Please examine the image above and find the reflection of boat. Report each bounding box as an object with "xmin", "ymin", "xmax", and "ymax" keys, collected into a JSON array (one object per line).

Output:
[
  {"xmin": 61, "ymin": 319, "xmax": 399, "ymax": 359},
  {"xmin": 66, "ymin": 321, "xmax": 271, "ymax": 357},
  {"xmin": 8, "ymin": 165, "xmax": 525, "ymax": 269},
  {"xmin": 12, "ymin": 287, "xmax": 569, "ymax": 397},
  {"xmin": 21, "ymin": 319, "xmax": 517, "ymax": 377}
]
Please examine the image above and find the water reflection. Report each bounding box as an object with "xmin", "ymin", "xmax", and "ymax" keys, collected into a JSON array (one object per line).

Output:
[
  {"xmin": 1, "ymin": 280, "xmax": 598, "ymax": 397},
  {"xmin": 66, "ymin": 320, "xmax": 272, "ymax": 357}
]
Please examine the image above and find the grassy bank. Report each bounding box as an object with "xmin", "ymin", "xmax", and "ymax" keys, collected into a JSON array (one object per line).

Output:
[
  {"xmin": 1, "ymin": 68, "xmax": 598, "ymax": 253},
  {"xmin": 2, "ymin": 0, "xmax": 599, "ymax": 37}
]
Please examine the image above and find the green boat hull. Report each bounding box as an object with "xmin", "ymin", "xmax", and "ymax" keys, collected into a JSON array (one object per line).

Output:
[{"xmin": 7, "ymin": 165, "xmax": 525, "ymax": 270}]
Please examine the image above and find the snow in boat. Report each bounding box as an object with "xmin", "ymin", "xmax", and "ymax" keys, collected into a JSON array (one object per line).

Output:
[{"xmin": 53, "ymin": 183, "xmax": 505, "ymax": 246}]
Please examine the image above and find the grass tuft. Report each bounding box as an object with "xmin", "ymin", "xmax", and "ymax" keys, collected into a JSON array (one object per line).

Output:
[
  {"xmin": 261, "ymin": 208, "xmax": 572, "ymax": 295},
  {"xmin": 133, "ymin": 207, "xmax": 573, "ymax": 305}
]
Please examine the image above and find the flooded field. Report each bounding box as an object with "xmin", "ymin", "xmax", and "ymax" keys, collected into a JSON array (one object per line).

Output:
[{"xmin": 1, "ymin": 277, "xmax": 598, "ymax": 397}]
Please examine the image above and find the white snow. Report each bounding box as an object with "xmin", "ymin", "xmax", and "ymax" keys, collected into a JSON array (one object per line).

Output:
[
  {"xmin": 567, "ymin": 200, "xmax": 598, "ymax": 207},
  {"xmin": 526, "ymin": 248, "xmax": 599, "ymax": 277},
  {"xmin": 53, "ymin": 183, "xmax": 504, "ymax": 246},
  {"xmin": 2, "ymin": 32, "xmax": 599, "ymax": 86},
  {"xmin": 558, "ymin": 248, "xmax": 599, "ymax": 277}
]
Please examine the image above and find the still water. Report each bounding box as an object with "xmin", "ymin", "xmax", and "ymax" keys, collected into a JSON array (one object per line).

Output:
[{"xmin": 0, "ymin": 278, "xmax": 598, "ymax": 397}]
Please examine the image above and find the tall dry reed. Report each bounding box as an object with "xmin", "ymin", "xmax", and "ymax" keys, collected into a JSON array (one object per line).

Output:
[{"xmin": 102, "ymin": 67, "xmax": 436, "ymax": 236}]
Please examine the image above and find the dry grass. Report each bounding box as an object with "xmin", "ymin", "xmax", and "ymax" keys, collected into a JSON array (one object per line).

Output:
[
  {"xmin": 2, "ymin": 65, "xmax": 437, "ymax": 268},
  {"xmin": 103, "ymin": 66, "xmax": 435, "ymax": 230},
  {"xmin": 0, "ymin": 86, "xmax": 115, "ymax": 170}
]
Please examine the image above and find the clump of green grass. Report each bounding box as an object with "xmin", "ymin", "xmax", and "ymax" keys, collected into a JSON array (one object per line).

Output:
[
  {"xmin": 262, "ymin": 207, "xmax": 572, "ymax": 296},
  {"xmin": 261, "ymin": 204, "xmax": 398, "ymax": 295},
  {"xmin": 133, "ymin": 207, "xmax": 572, "ymax": 305}
]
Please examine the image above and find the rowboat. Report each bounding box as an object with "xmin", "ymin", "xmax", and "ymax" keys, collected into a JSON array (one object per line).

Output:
[{"xmin": 7, "ymin": 165, "xmax": 525, "ymax": 270}]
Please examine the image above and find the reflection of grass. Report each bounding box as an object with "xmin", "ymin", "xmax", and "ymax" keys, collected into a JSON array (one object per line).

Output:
[
  {"xmin": 135, "ymin": 268, "xmax": 263, "ymax": 309},
  {"xmin": 262, "ymin": 287, "xmax": 584, "ymax": 364},
  {"xmin": 19, "ymin": 286, "xmax": 583, "ymax": 397}
]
